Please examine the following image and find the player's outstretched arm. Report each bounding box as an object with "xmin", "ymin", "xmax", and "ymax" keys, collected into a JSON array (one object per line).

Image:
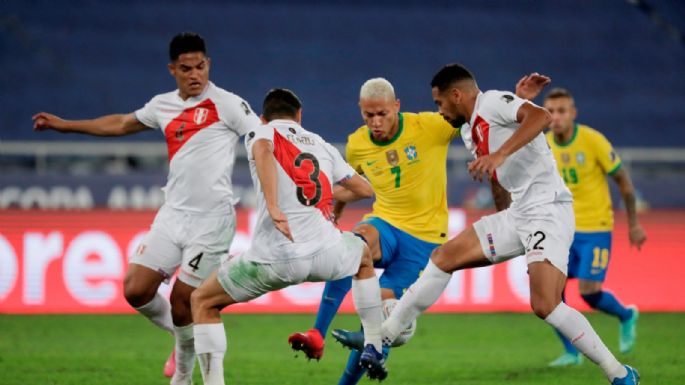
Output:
[
  {"xmin": 468, "ymin": 103, "xmax": 551, "ymax": 181},
  {"xmin": 335, "ymin": 174, "xmax": 373, "ymax": 203},
  {"xmin": 252, "ymin": 138, "xmax": 293, "ymax": 241},
  {"xmin": 515, "ymin": 73, "xmax": 551, "ymax": 100},
  {"xmin": 612, "ymin": 168, "xmax": 647, "ymax": 250},
  {"xmin": 32, "ymin": 112, "xmax": 149, "ymax": 136}
]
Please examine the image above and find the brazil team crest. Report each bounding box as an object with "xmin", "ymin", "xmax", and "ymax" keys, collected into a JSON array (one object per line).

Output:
[
  {"xmin": 404, "ymin": 145, "xmax": 417, "ymax": 161},
  {"xmin": 386, "ymin": 150, "xmax": 399, "ymax": 166}
]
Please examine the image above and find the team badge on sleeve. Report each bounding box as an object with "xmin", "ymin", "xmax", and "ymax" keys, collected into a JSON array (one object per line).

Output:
[{"xmin": 501, "ymin": 94, "xmax": 514, "ymax": 103}]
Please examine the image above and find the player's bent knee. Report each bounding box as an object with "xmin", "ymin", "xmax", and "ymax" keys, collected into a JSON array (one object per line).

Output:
[
  {"xmin": 123, "ymin": 277, "xmax": 157, "ymax": 308},
  {"xmin": 430, "ymin": 246, "xmax": 450, "ymax": 269},
  {"xmin": 530, "ymin": 298, "xmax": 559, "ymax": 319}
]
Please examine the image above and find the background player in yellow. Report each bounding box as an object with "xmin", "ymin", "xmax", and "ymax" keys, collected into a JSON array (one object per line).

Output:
[
  {"xmin": 544, "ymin": 88, "xmax": 647, "ymax": 367},
  {"xmin": 289, "ymin": 74, "xmax": 550, "ymax": 384}
]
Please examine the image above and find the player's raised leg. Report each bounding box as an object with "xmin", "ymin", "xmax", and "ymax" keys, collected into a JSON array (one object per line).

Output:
[
  {"xmin": 123, "ymin": 262, "xmax": 176, "ymax": 378},
  {"xmin": 381, "ymin": 225, "xmax": 489, "ymax": 344},
  {"xmin": 289, "ymin": 223, "xmax": 381, "ymax": 360}
]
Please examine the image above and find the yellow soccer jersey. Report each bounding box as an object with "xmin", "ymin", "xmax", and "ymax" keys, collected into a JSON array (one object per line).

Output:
[
  {"xmin": 346, "ymin": 112, "xmax": 459, "ymax": 244},
  {"xmin": 546, "ymin": 124, "xmax": 622, "ymax": 232}
]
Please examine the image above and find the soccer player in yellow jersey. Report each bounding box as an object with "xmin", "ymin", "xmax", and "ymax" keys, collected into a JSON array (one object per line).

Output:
[
  {"xmin": 544, "ymin": 88, "xmax": 647, "ymax": 367},
  {"xmin": 289, "ymin": 75, "xmax": 550, "ymax": 383}
]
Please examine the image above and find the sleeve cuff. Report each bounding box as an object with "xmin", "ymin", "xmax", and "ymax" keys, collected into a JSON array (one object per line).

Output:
[{"xmin": 607, "ymin": 162, "xmax": 622, "ymax": 176}]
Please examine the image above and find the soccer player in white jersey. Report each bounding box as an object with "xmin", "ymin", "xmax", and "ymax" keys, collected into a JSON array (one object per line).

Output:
[
  {"xmin": 32, "ymin": 33, "xmax": 260, "ymax": 385},
  {"xmin": 335, "ymin": 64, "xmax": 640, "ymax": 385},
  {"xmin": 190, "ymin": 88, "xmax": 388, "ymax": 384}
]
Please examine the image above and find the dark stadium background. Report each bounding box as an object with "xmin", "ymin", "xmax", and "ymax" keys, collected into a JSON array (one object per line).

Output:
[{"xmin": 0, "ymin": 1, "xmax": 684, "ymax": 383}]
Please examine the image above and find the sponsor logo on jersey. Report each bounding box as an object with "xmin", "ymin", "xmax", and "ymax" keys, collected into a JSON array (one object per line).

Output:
[
  {"xmin": 501, "ymin": 94, "xmax": 514, "ymax": 103},
  {"xmin": 247, "ymin": 131, "xmax": 255, "ymax": 142},
  {"xmin": 193, "ymin": 108, "xmax": 209, "ymax": 125},
  {"xmin": 576, "ymin": 152, "xmax": 586, "ymax": 165},
  {"xmin": 609, "ymin": 150, "xmax": 617, "ymax": 163},
  {"xmin": 366, "ymin": 160, "xmax": 378, "ymax": 166},
  {"xmin": 404, "ymin": 145, "xmax": 418, "ymax": 161},
  {"xmin": 289, "ymin": 127, "xmax": 297, "ymax": 134},
  {"xmin": 386, "ymin": 150, "xmax": 399, "ymax": 166}
]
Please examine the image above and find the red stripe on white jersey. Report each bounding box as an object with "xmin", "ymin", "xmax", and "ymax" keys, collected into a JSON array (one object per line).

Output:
[
  {"xmin": 272, "ymin": 130, "xmax": 334, "ymax": 220},
  {"xmin": 163, "ymin": 99, "xmax": 220, "ymax": 162},
  {"xmin": 472, "ymin": 115, "xmax": 497, "ymax": 180}
]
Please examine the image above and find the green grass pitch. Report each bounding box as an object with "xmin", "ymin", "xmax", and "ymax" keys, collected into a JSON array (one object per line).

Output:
[{"xmin": 1, "ymin": 313, "xmax": 683, "ymax": 384}]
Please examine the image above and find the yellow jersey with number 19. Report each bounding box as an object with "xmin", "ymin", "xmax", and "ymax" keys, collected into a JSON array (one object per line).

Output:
[
  {"xmin": 346, "ymin": 112, "xmax": 459, "ymax": 244},
  {"xmin": 546, "ymin": 124, "xmax": 622, "ymax": 232}
]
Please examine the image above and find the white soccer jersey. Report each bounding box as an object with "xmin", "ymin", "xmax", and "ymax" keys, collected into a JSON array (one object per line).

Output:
[
  {"xmin": 244, "ymin": 119, "xmax": 357, "ymax": 262},
  {"xmin": 461, "ymin": 90, "xmax": 572, "ymax": 209},
  {"xmin": 135, "ymin": 82, "xmax": 260, "ymax": 213}
]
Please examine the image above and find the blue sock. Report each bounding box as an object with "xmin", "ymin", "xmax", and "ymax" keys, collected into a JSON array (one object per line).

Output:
[
  {"xmin": 553, "ymin": 288, "xmax": 579, "ymax": 355},
  {"xmin": 338, "ymin": 340, "xmax": 391, "ymax": 385},
  {"xmin": 581, "ymin": 290, "xmax": 632, "ymax": 322},
  {"xmin": 314, "ymin": 277, "xmax": 352, "ymax": 336}
]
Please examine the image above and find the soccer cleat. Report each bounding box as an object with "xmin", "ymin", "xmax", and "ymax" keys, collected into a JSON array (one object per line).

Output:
[
  {"xmin": 548, "ymin": 352, "xmax": 583, "ymax": 367},
  {"xmin": 163, "ymin": 349, "xmax": 176, "ymax": 378},
  {"xmin": 359, "ymin": 344, "xmax": 388, "ymax": 381},
  {"xmin": 619, "ymin": 305, "xmax": 639, "ymax": 353},
  {"xmin": 288, "ymin": 328, "xmax": 325, "ymax": 360},
  {"xmin": 332, "ymin": 328, "xmax": 365, "ymax": 352},
  {"xmin": 611, "ymin": 365, "xmax": 640, "ymax": 385}
]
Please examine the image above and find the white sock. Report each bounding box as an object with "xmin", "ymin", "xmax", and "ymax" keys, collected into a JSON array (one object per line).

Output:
[
  {"xmin": 352, "ymin": 276, "xmax": 383, "ymax": 352},
  {"xmin": 173, "ymin": 324, "xmax": 196, "ymax": 376},
  {"xmin": 134, "ymin": 293, "xmax": 173, "ymax": 333},
  {"xmin": 545, "ymin": 302, "xmax": 628, "ymax": 381},
  {"xmin": 194, "ymin": 323, "xmax": 226, "ymax": 385},
  {"xmin": 382, "ymin": 260, "xmax": 451, "ymax": 345}
]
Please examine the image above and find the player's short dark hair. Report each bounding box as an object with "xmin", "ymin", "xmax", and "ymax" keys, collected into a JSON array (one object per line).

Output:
[
  {"xmin": 262, "ymin": 88, "xmax": 302, "ymax": 121},
  {"xmin": 431, "ymin": 63, "xmax": 476, "ymax": 92},
  {"xmin": 169, "ymin": 32, "xmax": 206, "ymax": 61},
  {"xmin": 544, "ymin": 87, "xmax": 574, "ymax": 101}
]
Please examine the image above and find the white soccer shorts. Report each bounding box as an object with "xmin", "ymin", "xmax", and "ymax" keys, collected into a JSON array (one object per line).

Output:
[
  {"xmin": 130, "ymin": 205, "xmax": 237, "ymax": 288},
  {"xmin": 217, "ymin": 231, "xmax": 365, "ymax": 302},
  {"xmin": 473, "ymin": 201, "xmax": 575, "ymax": 275}
]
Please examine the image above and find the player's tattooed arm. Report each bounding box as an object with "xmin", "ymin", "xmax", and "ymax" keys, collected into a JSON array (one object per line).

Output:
[
  {"xmin": 612, "ymin": 168, "xmax": 647, "ymax": 250},
  {"xmin": 491, "ymin": 179, "xmax": 511, "ymax": 211},
  {"xmin": 515, "ymin": 73, "xmax": 551, "ymax": 100}
]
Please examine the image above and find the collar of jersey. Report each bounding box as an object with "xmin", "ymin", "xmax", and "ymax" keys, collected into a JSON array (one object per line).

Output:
[
  {"xmin": 369, "ymin": 112, "xmax": 404, "ymax": 146},
  {"xmin": 177, "ymin": 81, "xmax": 212, "ymax": 102},
  {"xmin": 468, "ymin": 92, "xmax": 484, "ymax": 127},
  {"xmin": 553, "ymin": 123, "xmax": 579, "ymax": 147}
]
